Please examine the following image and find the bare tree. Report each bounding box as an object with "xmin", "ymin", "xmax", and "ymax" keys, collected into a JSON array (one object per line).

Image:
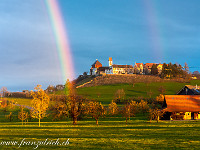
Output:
[
  {"xmin": 114, "ymin": 89, "xmax": 125, "ymax": 103},
  {"xmin": 0, "ymin": 87, "xmax": 8, "ymax": 98},
  {"xmin": 158, "ymin": 86, "xmax": 166, "ymax": 94}
]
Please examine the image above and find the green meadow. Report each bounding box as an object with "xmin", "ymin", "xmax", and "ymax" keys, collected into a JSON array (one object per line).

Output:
[
  {"xmin": 77, "ymin": 80, "xmax": 200, "ymax": 105},
  {"xmin": 0, "ymin": 116, "xmax": 200, "ymax": 149},
  {"xmin": 6, "ymin": 80, "xmax": 200, "ymax": 106},
  {"xmin": 1, "ymin": 80, "xmax": 200, "ymax": 149}
]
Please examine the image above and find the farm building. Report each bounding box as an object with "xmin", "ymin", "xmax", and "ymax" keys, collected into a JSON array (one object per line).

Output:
[{"xmin": 162, "ymin": 95, "xmax": 200, "ymax": 120}]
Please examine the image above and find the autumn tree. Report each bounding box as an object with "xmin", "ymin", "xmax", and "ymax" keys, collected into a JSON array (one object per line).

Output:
[
  {"xmin": 108, "ymin": 100, "xmax": 119, "ymax": 116},
  {"xmin": 148, "ymin": 108, "xmax": 164, "ymax": 122},
  {"xmin": 65, "ymin": 79, "xmax": 84, "ymax": 125},
  {"xmin": 31, "ymin": 85, "xmax": 50, "ymax": 127},
  {"xmin": 68, "ymin": 95, "xmax": 84, "ymax": 125},
  {"xmin": 18, "ymin": 106, "xmax": 28, "ymax": 125},
  {"xmin": 122, "ymin": 101, "xmax": 137, "ymax": 124},
  {"xmin": 156, "ymin": 94, "xmax": 164, "ymax": 103},
  {"xmin": 138, "ymin": 100, "xmax": 149, "ymax": 114},
  {"xmin": 51, "ymin": 100, "xmax": 69, "ymax": 121},
  {"xmin": 85, "ymin": 101, "xmax": 105, "ymax": 125}
]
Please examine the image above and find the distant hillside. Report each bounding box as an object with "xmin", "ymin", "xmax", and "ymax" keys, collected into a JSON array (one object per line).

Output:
[{"xmin": 77, "ymin": 80, "xmax": 200, "ymax": 105}]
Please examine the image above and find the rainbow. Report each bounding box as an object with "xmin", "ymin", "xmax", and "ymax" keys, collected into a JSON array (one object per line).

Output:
[
  {"xmin": 143, "ymin": 1, "xmax": 163, "ymax": 62},
  {"xmin": 45, "ymin": 0, "xmax": 75, "ymax": 82}
]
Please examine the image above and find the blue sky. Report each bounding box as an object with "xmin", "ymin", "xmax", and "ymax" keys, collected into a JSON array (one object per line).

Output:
[{"xmin": 0, "ymin": 0, "xmax": 200, "ymax": 91}]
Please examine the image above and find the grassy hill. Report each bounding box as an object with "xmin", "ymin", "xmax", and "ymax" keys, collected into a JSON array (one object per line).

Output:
[{"xmin": 76, "ymin": 79, "xmax": 200, "ymax": 105}]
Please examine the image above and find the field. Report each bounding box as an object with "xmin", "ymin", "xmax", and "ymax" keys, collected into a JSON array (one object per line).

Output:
[
  {"xmin": 1, "ymin": 80, "xmax": 200, "ymax": 149},
  {"xmin": 77, "ymin": 80, "xmax": 200, "ymax": 105},
  {"xmin": 0, "ymin": 116, "xmax": 200, "ymax": 149},
  {"xmin": 5, "ymin": 80, "xmax": 200, "ymax": 106}
]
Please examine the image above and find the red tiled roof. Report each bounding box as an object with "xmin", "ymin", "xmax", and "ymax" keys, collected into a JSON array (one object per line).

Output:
[
  {"xmin": 164, "ymin": 95, "xmax": 200, "ymax": 112},
  {"xmin": 145, "ymin": 63, "xmax": 155, "ymax": 68},
  {"xmin": 91, "ymin": 60, "xmax": 102, "ymax": 68},
  {"xmin": 136, "ymin": 63, "xmax": 144, "ymax": 67}
]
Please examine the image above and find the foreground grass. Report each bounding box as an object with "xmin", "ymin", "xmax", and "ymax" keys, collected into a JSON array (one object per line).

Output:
[{"xmin": 0, "ymin": 117, "xmax": 200, "ymax": 149}]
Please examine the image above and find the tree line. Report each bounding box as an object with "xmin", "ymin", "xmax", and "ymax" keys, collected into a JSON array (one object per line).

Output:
[{"xmin": 0, "ymin": 81, "xmax": 164, "ymax": 126}]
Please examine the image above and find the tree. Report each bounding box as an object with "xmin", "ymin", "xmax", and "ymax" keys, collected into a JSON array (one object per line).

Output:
[
  {"xmin": 138, "ymin": 100, "xmax": 149, "ymax": 114},
  {"xmin": 122, "ymin": 101, "xmax": 137, "ymax": 124},
  {"xmin": 51, "ymin": 100, "xmax": 69, "ymax": 121},
  {"xmin": 83, "ymin": 72, "xmax": 88, "ymax": 76},
  {"xmin": 65, "ymin": 79, "xmax": 75, "ymax": 96},
  {"xmin": 65, "ymin": 79, "xmax": 84, "ymax": 125},
  {"xmin": 184, "ymin": 62, "xmax": 189, "ymax": 73},
  {"xmin": 114, "ymin": 89, "xmax": 125, "ymax": 103},
  {"xmin": 156, "ymin": 94, "xmax": 164, "ymax": 102},
  {"xmin": 108, "ymin": 100, "xmax": 119, "ymax": 116},
  {"xmin": 46, "ymin": 85, "xmax": 55, "ymax": 93},
  {"xmin": 148, "ymin": 108, "xmax": 164, "ymax": 122},
  {"xmin": 68, "ymin": 95, "xmax": 84, "ymax": 125},
  {"xmin": 0, "ymin": 87, "xmax": 8, "ymax": 98},
  {"xmin": 31, "ymin": 85, "xmax": 50, "ymax": 127},
  {"xmin": 158, "ymin": 86, "xmax": 166, "ymax": 94},
  {"xmin": 147, "ymin": 90, "xmax": 153, "ymax": 98},
  {"xmin": 85, "ymin": 101, "xmax": 105, "ymax": 125},
  {"xmin": 18, "ymin": 106, "xmax": 28, "ymax": 125},
  {"xmin": 151, "ymin": 64, "xmax": 158, "ymax": 75}
]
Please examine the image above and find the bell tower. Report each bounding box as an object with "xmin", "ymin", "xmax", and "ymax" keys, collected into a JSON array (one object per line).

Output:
[{"xmin": 109, "ymin": 57, "xmax": 113, "ymax": 67}]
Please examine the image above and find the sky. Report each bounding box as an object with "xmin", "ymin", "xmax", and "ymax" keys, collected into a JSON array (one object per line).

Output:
[{"xmin": 0, "ymin": 0, "xmax": 200, "ymax": 91}]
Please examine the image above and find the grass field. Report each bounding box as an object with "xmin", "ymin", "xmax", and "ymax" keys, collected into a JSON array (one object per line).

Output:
[
  {"xmin": 77, "ymin": 80, "xmax": 200, "ymax": 105},
  {"xmin": 1, "ymin": 80, "xmax": 200, "ymax": 149},
  {"xmin": 5, "ymin": 98, "xmax": 32, "ymax": 107},
  {"xmin": 6, "ymin": 80, "xmax": 200, "ymax": 106},
  {"xmin": 0, "ymin": 116, "xmax": 200, "ymax": 149}
]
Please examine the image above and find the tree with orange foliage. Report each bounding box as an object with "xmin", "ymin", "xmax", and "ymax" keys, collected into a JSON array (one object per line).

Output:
[
  {"xmin": 86, "ymin": 101, "xmax": 105, "ymax": 125},
  {"xmin": 122, "ymin": 101, "xmax": 137, "ymax": 124},
  {"xmin": 108, "ymin": 100, "xmax": 119, "ymax": 116},
  {"xmin": 65, "ymin": 79, "xmax": 84, "ymax": 125},
  {"xmin": 31, "ymin": 85, "xmax": 50, "ymax": 127}
]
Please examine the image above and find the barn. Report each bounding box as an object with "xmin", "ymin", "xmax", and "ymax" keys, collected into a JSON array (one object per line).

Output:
[
  {"xmin": 162, "ymin": 95, "xmax": 200, "ymax": 120},
  {"xmin": 176, "ymin": 85, "xmax": 200, "ymax": 95}
]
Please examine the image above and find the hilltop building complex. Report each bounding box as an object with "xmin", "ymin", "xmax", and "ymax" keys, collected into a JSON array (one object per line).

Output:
[{"xmin": 90, "ymin": 57, "xmax": 163, "ymax": 76}]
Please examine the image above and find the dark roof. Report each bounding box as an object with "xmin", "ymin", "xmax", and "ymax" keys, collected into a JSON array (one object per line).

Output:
[
  {"xmin": 112, "ymin": 64, "xmax": 133, "ymax": 68},
  {"xmin": 177, "ymin": 85, "xmax": 200, "ymax": 95},
  {"xmin": 97, "ymin": 67, "xmax": 110, "ymax": 71},
  {"xmin": 163, "ymin": 95, "xmax": 200, "ymax": 112}
]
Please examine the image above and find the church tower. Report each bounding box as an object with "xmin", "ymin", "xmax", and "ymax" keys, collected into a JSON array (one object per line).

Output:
[{"xmin": 109, "ymin": 57, "xmax": 113, "ymax": 67}]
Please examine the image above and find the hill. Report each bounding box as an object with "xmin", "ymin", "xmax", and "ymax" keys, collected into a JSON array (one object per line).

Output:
[{"xmin": 75, "ymin": 75, "xmax": 200, "ymax": 105}]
